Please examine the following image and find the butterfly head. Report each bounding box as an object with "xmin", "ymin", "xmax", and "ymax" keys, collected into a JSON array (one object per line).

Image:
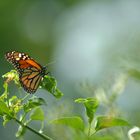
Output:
[{"xmin": 42, "ymin": 66, "xmax": 48, "ymax": 76}]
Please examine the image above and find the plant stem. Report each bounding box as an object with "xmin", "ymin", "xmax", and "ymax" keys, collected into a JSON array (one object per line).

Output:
[
  {"xmin": 14, "ymin": 118, "xmax": 53, "ymax": 140},
  {"xmin": 88, "ymin": 123, "xmax": 91, "ymax": 138},
  {"xmin": 21, "ymin": 94, "xmax": 30, "ymax": 102},
  {"xmin": 90, "ymin": 130, "xmax": 96, "ymax": 137}
]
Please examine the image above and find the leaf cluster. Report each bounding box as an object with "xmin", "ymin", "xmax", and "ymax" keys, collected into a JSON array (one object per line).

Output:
[{"xmin": 0, "ymin": 70, "xmax": 131, "ymax": 140}]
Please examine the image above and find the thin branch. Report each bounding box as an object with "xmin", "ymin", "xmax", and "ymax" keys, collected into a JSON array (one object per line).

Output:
[
  {"xmin": 88, "ymin": 123, "xmax": 91, "ymax": 138},
  {"xmin": 14, "ymin": 118, "xmax": 53, "ymax": 140}
]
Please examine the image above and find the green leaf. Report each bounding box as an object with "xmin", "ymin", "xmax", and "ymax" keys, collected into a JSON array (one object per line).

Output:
[
  {"xmin": 0, "ymin": 101, "xmax": 10, "ymax": 116},
  {"xmin": 16, "ymin": 125, "xmax": 26, "ymax": 138},
  {"xmin": 90, "ymin": 135, "xmax": 117, "ymax": 140},
  {"xmin": 75, "ymin": 98, "xmax": 99, "ymax": 124},
  {"xmin": 128, "ymin": 69, "xmax": 140, "ymax": 80},
  {"xmin": 3, "ymin": 82, "xmax": 8, "ymax": 94},
  {"xmin": 0, "ymin": 101, "xmax": 12, "ymax": 125},
  {"xmin": 40, "ymin": 76, "xmax": 63, "ymax": 98},
  {"xmin": 3, "ymin": 115, "xmax": 12, "ymax": 126},
  {"xmin": 2, "ymin": 70, "xmax": 19, "ymax": 85},
  {"xmin": 95, "ymin": 116, "xmax": 129, "ymax": 131},
  {"xmin": 51, "ymin": 116, "xmax": 84, "ymax": 131},
  {"xmin": 30, "ymin": 107, "xmax": 45, "ymax": 121},
  {"xmin": 75, "ymin": 98, "xmax": 87, "ymax": 103},
  {"xmin": 24, "ymin": 97, "xmax": 46, "ymax": 113},
  {"xmin": 0, "ymin": 82, "xmax": 8, "ymax": 100},
  {"xmin": 9, "ymin": 96, "xmax": 22, "ymax": 114}
]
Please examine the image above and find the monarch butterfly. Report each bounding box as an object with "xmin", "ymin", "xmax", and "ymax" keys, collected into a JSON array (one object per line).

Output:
[{"xmin": 5, "ymin": 51, "xmax": 48, "ymax": 93}]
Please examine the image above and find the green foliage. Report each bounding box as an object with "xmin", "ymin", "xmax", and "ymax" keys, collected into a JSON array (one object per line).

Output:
[
  {"xmin": 23, "ymin": 97, "xmax": 46, "ymax": 113},
  {"xmin": 1, "ymin": 83, "xmax": 8, "ymax": 99},
  {"xmin": 0, "ymin": 101, "xmax": 10, "ymax": 116},
  {"xmin": 41, "ymin": 75, "xmax": 63, "ymax": 98},
  {"xmin": 0, "ymin": 70, "xmax": 63, "ymax": 140},
  {"xmin": 16, "ymin": 125, "xmax": 26, "ymax": 138},
  {"xmin": 95, "ymin": 116, "xmax": 129, "ymax": 131},
  {"xmin": 52, "ymin": 97, "xmax": 129, "ymax": 138},
  {"xmin": 30, "ymin": 107, "xmax": 45, "ymax": 121},
  {"xmin": 51, "ymin": 116, "xmax": 84, "ymax": 131},
  {"xmin": 0, "ymin": 70, "xmax": 130, "ymax": 140},
  {"xmin": 75, "ymin": 98, "xmax": 99, "ymax": 124},
  {"xmin": 2, "ymin": 70, "xmax": 19, "ymax": 86},
  {"xmin": 128, "ymin": 69, "xmax": 140, "ymax": 81}
]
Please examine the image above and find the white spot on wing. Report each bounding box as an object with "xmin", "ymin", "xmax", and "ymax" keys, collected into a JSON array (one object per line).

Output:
[
  {"xmin": 19, "ymin": 53, "xmax": 22, "ymax": 57},
  {"xmin": 16, "ymin": 58, "xmax": 20, "ymax": 60}
]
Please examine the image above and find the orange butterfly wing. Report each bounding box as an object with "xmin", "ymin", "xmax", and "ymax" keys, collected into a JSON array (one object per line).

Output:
[
  {"xmin": 19, "ymin": 67, "xmax": 43, "ymax": 93},
  {"xmin": 5, "ymin": 51, "xmax": 46, "ymax": 93},
  {"xmin": 5, "ymin": 51, "xmax": 42, "ymax": 71}
]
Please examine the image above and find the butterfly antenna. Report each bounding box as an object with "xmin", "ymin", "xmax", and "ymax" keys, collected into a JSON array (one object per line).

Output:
[{"xmin": 45, "ymin": 60, "xmax": 56, "ymax": 67}]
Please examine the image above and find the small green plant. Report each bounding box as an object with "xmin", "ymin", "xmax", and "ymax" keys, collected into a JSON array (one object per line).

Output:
[
  {"xmin": 51, "ymin": 97, "xmax": 129, "ymax": 140},
  {"xmin": 0, "ymin": 70, "xmax": 130, "ymax": 140},
  {"xmin": 1, "ymin": 70, "xmax": 63, "ymax": 140}
]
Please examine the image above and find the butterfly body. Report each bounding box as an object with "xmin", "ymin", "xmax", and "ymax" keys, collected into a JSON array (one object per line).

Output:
[{"xmin": 5, "ymin": 51, "xmax": 47, "ymax": 93}]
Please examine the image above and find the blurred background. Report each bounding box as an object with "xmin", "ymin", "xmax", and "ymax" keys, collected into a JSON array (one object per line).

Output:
[{"xmin": 1, "ymin": 0, "xmax": 140, "ymax": 140}]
